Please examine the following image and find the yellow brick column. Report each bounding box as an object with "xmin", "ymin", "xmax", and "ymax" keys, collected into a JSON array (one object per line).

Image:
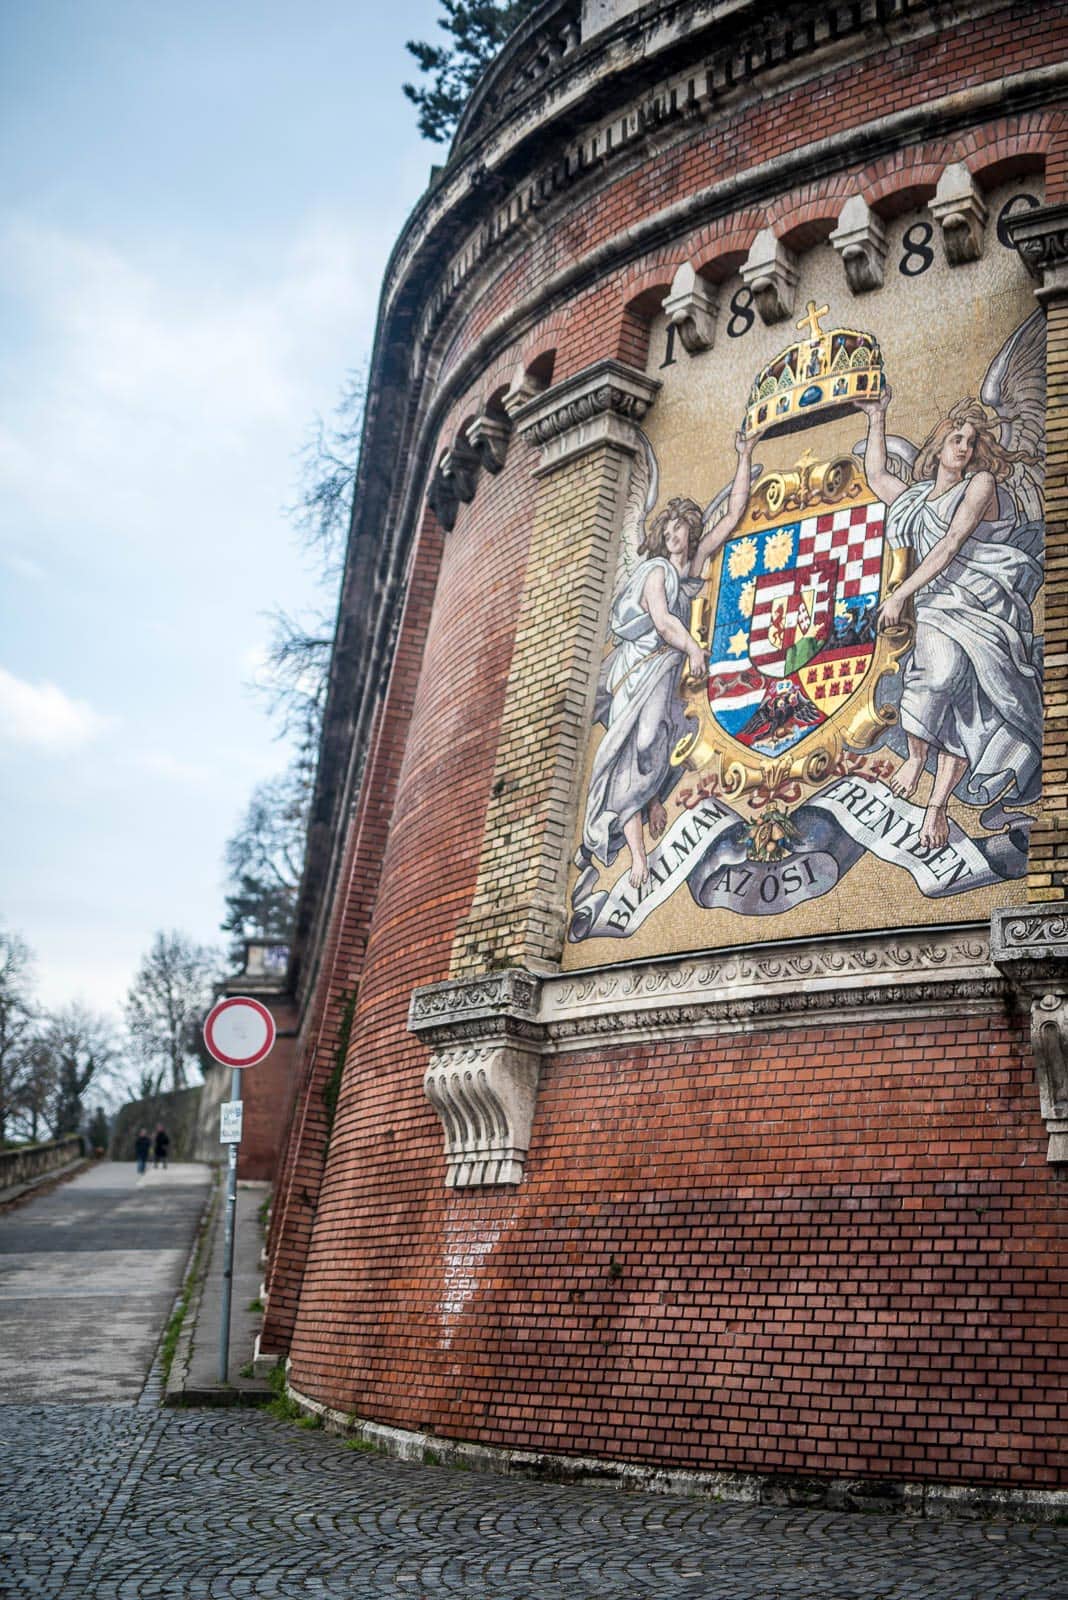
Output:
[
  {"xmin": 450, "ymin": 360, "xmax": 660, "ymax": 977},
  {"xmin": 993, "ymin": 205, "xmax": 1068, "ymax": 1168},
  {"xmin": 1005, "ymin": 205, "xmax": 1068, "ymax": 900}
]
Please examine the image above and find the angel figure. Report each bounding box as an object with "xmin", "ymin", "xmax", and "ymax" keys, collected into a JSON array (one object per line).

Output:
[
  {"xmin": 577, "ymin": 428, "xmax": 757, "ymax": 889},
  {"xmin": 856, "ymin": 310, "xmax": 1045, "ymax": 852}
]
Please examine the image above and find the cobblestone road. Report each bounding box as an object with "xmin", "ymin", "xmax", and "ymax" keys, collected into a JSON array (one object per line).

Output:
[{"xmin": 2, "ymin": 1403, "xmax": 1066, "ymax": 1600}]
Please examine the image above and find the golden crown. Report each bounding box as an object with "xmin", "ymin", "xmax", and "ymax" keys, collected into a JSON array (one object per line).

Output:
[{"xmin": 743, "ymin": 301, "xmax": 885, "ymax": 442}]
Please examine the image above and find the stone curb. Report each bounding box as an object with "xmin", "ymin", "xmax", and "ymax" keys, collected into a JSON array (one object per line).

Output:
[{"xmin": 286, "ymin": 1380, "xmax": 1068, "ymax": 1526}]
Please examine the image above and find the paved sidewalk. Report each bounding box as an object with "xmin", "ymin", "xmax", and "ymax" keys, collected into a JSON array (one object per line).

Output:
[
  {"xmin": 0, "ymin": 1160, "xmax": 211, "ymax": 1403},
  {"xmin": 1, "ymin": 1403, "xmax": 1066, "ymax": 1599},
  {"xmin": 170, "ymin": 1177, "xmax": 271, "ymax": 1402}
]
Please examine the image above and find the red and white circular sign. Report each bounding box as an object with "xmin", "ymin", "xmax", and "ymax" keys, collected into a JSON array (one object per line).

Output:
[{"xmin": 203, "ymin": 996, "xmax": 276, "ymax": 1068}]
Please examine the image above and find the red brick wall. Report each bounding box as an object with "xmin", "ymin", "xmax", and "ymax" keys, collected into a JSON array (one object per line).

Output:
[
  {"xmin": 270, "ymin": 5, "xmax": 1068, "ymax": 1485},
  {"xmin": 289, "ymin": 1008, "xmax": 1067, "ymax": 1487},
  {"xmin": 236, "ymin": 997, "xmax": 297, "ymax": 1182}
]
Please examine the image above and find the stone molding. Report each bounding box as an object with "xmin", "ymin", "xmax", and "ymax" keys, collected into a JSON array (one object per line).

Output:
[
  {"xmin": 928, "ymin": 161, "xmax": 988, "ymax": 266},
  {"xmin": 410, "ymin": 931, "xmax": 1008, "ymax": 1186},
  {"xmin": 829, "ymin": 194, "xmax": 889, "ymax": 294},
  {"xmin": 514, "ymin": 360, "xmax": 661, "ymax": 473},
  {"xmin": 1005, "ymin": 200, "xmax": 1068, "ymax": 305},
  {"xmin": 284, "ymin": 1379, "xmax": 1068, "ymax": 1522},
  {"xmin": 991, "ymin": 903, "xmax": 1068, "ymax": 1165}
]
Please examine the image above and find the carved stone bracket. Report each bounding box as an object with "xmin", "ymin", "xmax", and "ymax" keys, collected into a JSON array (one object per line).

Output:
[
  {"xmin": 514, "ymin": 359, "xmax": 661, "ymax": 474},
  {"xmin": 829, "ymin": 195, "xmax": 889, "ymax": 294},
  {"xmin": 1004, "ymin": 201, "xmax": 1068, "ymax": 306},
  {"xmin": 662, "ymin": 261, "xmax": 719, "ymax": 353},
  {"xmin": 928, "ymin": 162, "xmax": 988, "ymax": 267},
  {"xmin": 990, "ymin": 904, "xmax": 1068, "ymax": 1168},
  {"xmin": 466, "ymin": 409, "xmax": 512, "ymax": 474},
  {"xmin": 438, "ymin": 440, "xmax": 481, "ymax": 503},
  {"xmin": 409, "ymin": 969, "xmax": 545, "ymax": 1188},
  {"xmin": 740, "ymin": 229, "xmax": 799, "ymax": 324}
]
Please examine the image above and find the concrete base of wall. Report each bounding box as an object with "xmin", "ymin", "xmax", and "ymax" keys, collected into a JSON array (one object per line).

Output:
[{"xmin": 285, "ymin": 1380, "xmax": 1068, "ymax": 1524}]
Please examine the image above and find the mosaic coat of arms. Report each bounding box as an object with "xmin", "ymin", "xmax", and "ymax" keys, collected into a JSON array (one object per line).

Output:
[{"xmin": 569, "ymin": 302, "xmax": 1045, "ymax": 944}]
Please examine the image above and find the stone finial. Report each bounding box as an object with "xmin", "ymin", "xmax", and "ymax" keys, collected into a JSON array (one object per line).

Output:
[
  {"xmin": 740, "ymin": 229, "xmax": 799, "ymax": 324},
  {"xmin": 990, "ymin": 904, "xmax": 1068, "ymax": 1168},
  {"xmin": 662, "ymin": 261, "xmax": 719, "ymax": 353},
  {"xmin": 929, "ymin": 163, "xmax": 988, "ymax": 267},
  {"xmin": 466, "ymin": 410, "xmax": 512, "ymax": 474},
  {"xmin": 829, "ymin": 195, "xmax": 889, "ymax": 294},
  {"xmin": 1004, "ymin": 201, "xmax": 1068, "ymax": 306}
]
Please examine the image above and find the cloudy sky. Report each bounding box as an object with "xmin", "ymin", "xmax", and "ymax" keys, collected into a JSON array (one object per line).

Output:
[{"xmin": 1, "ymin": 0, "xmax": 441, "ymax": 1011}]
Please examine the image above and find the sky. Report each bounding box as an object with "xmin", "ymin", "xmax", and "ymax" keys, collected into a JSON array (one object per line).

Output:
[{"xmin": 1, "ymin": 0, "xmax": 442, "ymax": 1014}]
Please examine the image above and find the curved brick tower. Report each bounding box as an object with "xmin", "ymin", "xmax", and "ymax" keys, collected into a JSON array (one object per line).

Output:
[{"xmin": 261, "ymin": 0, "xmax": 1068, "ymax": 1506}]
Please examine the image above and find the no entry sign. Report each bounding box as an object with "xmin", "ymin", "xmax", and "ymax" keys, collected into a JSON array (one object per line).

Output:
[{"xmin": 203, "ymin": 996, "xmax": 276, "ymax": 1068}]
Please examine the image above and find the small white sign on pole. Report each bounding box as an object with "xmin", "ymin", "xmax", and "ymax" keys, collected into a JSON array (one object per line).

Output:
[{"xmin": 219, "ymin": 1100, "xmax": 244, "ymax": 1144}]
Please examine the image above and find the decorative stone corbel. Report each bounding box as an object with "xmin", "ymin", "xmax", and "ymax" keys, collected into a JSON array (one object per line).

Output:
[
  {"xmin": 829, "ymin": 195, "xmax": 888, "ymax": 294},
  {"xmin": 438, "ymin": 439, "xmax": 481, "ymax": 505},
  {"xmin": 662, "ymin": 261, "xmax": 719, "ymax": 353},
  {"xmin": 466, "ymin": 409, "xmax": 512, "ymax": 474},
  {"xmin": 409, "ymin": 969, "xmax": 545, "ymax": 1187},
  {"xmin": 929, "ymin": 163, "xmax": 988, "ymax": 267},
  {"xmin": 426, "ymin": 470, "xmax": 459, "ymax": 532},
  {"xmin": 990, "ymin": 904, "xmax": 1068, "ymax": 1168},
  {"xmin": 502, "ymin": 362, "xmax": 547, "ymax": 421},
  {"xmin": 740, "ymin": 229, "xmax": 799, "ymax": 324},
  {"xmin": 1004, "ymin": 201, "xmax": 1068, "ymax": 306},
  {"xmin": 513, "ymin": 358, "xmax": 660, "ymax": 474}
]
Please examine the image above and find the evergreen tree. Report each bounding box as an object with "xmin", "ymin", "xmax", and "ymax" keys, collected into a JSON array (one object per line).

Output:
[{"xmin": 404, "ymin": 1, "xmax": 540, "ymax": 144}]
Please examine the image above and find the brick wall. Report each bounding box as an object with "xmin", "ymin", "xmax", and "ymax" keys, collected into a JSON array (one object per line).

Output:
[
  {"xmin": 289, "ymin": 1008, "xmax": 1066, "ymax": 1487},
  {"xmin": 267, "ymin": 0, "xmax": 1068, "ymax": 1486}
]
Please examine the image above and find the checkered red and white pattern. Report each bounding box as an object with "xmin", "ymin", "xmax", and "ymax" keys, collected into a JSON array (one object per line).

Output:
[{"xmin": 796, "ymin": 503, "xmax": 885, "ymax": 598}]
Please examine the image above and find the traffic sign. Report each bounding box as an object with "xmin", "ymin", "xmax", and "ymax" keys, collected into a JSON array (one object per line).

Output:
[
  {"xmin": 219, "ymin": 1100, "xmax": 244, "ymax": 1144},
  {"xmin": 203, "ymin": 996, "xmax": 276, "ymax": 1068}
]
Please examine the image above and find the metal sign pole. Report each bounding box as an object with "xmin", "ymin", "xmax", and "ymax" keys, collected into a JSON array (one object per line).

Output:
[{"xmin": 219, "ymin": 1065, "xmax": 241, "ymax": 1383}]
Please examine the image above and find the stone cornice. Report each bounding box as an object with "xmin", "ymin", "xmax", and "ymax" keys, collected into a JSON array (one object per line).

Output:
[
  {"xmin": 514, "ymin": 360, "xmax": 661, "ymax": 471},
  {"xmin": 1005, "ymin": 201, "xmax": 1068, "ymax": 304}
]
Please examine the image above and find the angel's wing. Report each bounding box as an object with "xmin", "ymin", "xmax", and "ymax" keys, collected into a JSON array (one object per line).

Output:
[
  {"xmin": 700, "ymin": 460, "xmax": 762, "ymax": 532},
  {"xmin": 981, "ymin": 308, "xmax": 1046, "ymax": 525},
  {"xmin": 851, "ymin": 435, "xmax": 917, "ymax": 486},
  {"xmin": 615, "ymin": 429, "xmax": 659, "ymax": 580}
]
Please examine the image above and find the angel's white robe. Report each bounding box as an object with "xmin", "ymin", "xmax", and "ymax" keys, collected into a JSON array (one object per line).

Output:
[
  {"xmin": 579, "ymin": 557, "xmax": 702, "ymax": 868},
  {"xmin": 886, "ymin": 478, "xmax": 1043, "ymax": 807}
]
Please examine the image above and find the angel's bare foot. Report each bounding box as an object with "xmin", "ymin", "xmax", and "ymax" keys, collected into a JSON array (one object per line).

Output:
[
  {"xmin": 648, "ymin": 799, "xmax": 667, "ymax": 840},
  {"xmin": 627, "ymin": 842, "xmax": 649, "ymax": 889},
  {"xmin": 919, "ymin": 804, "xmax": 950, "ymax": 851},
  {"xmin": 889, "ymin": 755, "xmax": 924, "ymax": 800}
]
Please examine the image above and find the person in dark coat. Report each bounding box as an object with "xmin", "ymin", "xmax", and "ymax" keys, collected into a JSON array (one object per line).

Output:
[
  {"xmin": 134, "ymin": 1129, "xmax": 151, "ymax": 1175},
  {"xmin": 153, "ymin": 1124, "xmax": 170, "ymax": 1170}
]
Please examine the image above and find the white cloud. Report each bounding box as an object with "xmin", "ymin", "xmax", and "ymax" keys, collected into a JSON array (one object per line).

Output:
[
  {"xmin": 0, "ymin": 666, "xmax": 111, "ymax": 749},
  {"xmin": 0, "ymin": 548, "xmax": 46, "ymax": 582}
]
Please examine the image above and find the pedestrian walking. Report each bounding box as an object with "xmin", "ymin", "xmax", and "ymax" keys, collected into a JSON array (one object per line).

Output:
[
  {"xmin": 134, "ymin": 1128, "xmax": 151, "ymax": 1175},
  {"xmin": 153, "ymin": 1124, "xmax": 170, "ymax": 1170}
]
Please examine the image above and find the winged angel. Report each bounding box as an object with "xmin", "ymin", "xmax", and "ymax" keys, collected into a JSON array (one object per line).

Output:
[
  {"xmin": 576, "ymin": 428, "xmax": 756, "ymax": 889},
  {"xmin": 857, "ymin": 308, "xmax": 1046, "ymax": 852}
]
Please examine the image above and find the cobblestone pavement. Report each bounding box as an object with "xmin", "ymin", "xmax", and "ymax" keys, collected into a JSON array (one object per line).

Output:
[{"xmin": 1, "ymin": 1404, "xmax": 1066, "ymax": 1599}]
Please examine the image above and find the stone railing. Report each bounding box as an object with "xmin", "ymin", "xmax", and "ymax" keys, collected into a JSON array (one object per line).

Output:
[{"xmin": 0, "ymin": 1135, "xmax": 83, "ymax": 1193}]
